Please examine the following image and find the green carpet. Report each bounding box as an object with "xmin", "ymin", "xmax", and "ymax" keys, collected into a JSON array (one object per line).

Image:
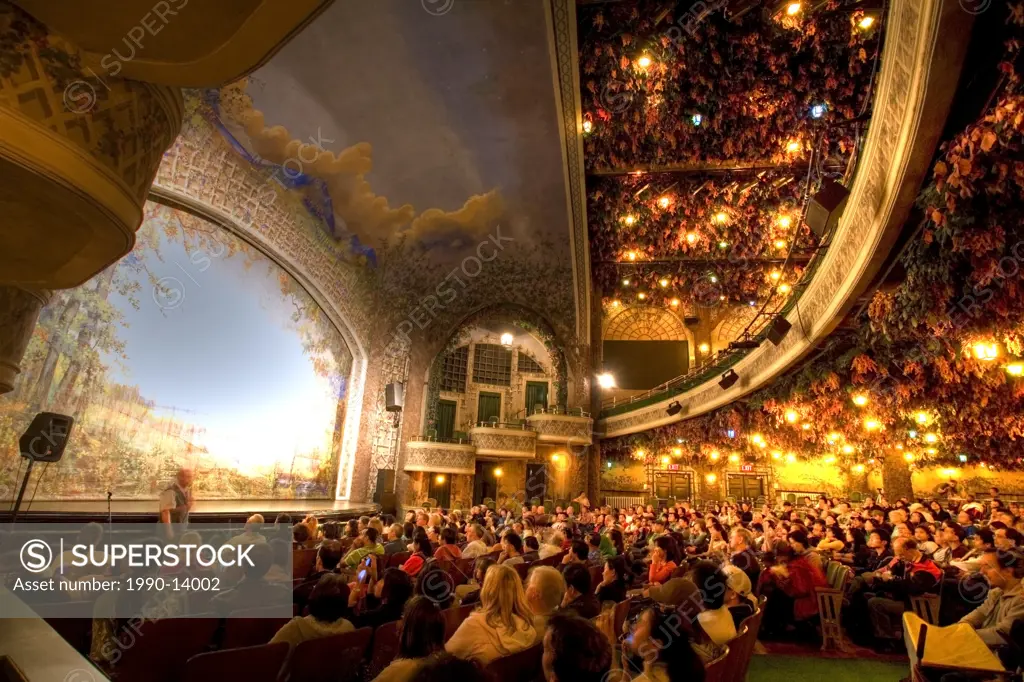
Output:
[{"xmin": 748, "ymin": 654, "xmax": 908, "ymax": 682}]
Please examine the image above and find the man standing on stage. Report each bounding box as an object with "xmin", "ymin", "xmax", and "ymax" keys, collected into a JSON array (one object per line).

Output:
[{"xmin": 159, "ymin": 467, "xmax": 194, "ymax": 535}]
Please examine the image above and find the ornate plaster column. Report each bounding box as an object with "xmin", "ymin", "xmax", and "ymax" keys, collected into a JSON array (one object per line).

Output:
[{"xmin": 0, "ymin": 286, "xmax": 51, "ymax": 394}]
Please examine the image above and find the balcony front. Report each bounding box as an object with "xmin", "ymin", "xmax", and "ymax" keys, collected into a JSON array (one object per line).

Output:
[
  {"xmin": 402, "ymin": 439, "xmax": 476, "ymax": 475},
  {"xmin": 525, "ymin": 407, "xmax": 593, "ymax": 447},
  {"xmin": 469, "ymin": 422, "xmax": 537, "ymax": 460}
]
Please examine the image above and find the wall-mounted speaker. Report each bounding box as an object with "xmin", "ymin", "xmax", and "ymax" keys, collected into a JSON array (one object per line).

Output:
[
  {"xmin": 385, "ymin": 382, "xmax": 404, "ymax": 412},
  {"xmin": 767, "ymin": 317, "xmax": 792, "ymax": 346},
  {"xmin": 683, "ymin": 316, "xmax": 700, "ymax": 326}
]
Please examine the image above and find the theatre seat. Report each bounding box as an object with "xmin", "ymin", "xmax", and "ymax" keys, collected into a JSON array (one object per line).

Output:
[
  {"xmin": 112, "ymin": 617, "xmax": 219, "ymax": 682},
  {"xmin": 366, "ymin": 619, "xmax": 401, "ymax": 681},
  {"xmin": 286, "ymin": 626, "xmax": 373, "ymax": 682},
  {"xmin": 223, "ymin": 607, "xmax": 293, "ymax": 649},
  {"xmin": 293, "ymin": 549, "xmax": 318, "ymax": 579},
  {"xmin": 485, "ymin": 644, "xmax": 543, "ymax": 682},
  {"xmin": 444, "ymin": 604, "xmax": 475, "ymax": 642},
  {"xmin": 184, "ymin": 642, "xmax": 288, "ymax": 682}
]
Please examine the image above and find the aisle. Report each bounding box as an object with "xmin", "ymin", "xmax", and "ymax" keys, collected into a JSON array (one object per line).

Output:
[{"xmin": 748, "ymin": 654, "xmax": 907, "ymax": 682}]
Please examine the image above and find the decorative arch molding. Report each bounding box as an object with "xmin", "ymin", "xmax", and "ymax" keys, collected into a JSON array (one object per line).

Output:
[
  {"xmin": 599, "ymin": 0, "xmax": 971, "ymax": 438},
  {"xmin": 150, "ymin": 135, "xmax": 372, "ymax": 500},
  {"xmin": 710, "ymin": 305, "xmax": 759, "ymax": 352},
  {"xmin": 604, "ymin": 306, "xmax": 692, "ymax": 342}
]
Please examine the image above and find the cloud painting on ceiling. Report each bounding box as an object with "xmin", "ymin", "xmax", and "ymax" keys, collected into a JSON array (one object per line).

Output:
[{"xmin": 206, "ymin": 0, "xmax": 574, "ymax": 274}]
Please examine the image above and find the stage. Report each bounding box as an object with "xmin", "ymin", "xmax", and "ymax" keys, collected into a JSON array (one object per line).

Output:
[{"xmin": 0, "ymin": 498, "xmax": 380, "ymax": 524}]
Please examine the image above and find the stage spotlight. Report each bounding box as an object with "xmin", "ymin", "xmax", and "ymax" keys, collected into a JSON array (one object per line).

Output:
[
  {"xmin": 806, "ymin": 179, "xmax": 850, "ymax": 238},
  {"xmin": 719, "ymin": 369, "xmax": 739, "ymax": 390},
  {"xmin": 666, "ymin": 401, "xmax": 683, "ymax": 417},
  {"xmin": 729, "ymin": 340, "xmax": 760, "ymax": 350},
  {"xmin": 767, "ymin": 317, "xmax": 792, "ymax": 346}
]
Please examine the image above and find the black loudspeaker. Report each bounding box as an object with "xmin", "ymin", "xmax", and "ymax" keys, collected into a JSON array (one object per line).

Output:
[
  {"xmin": 385, "ymin": 382, "xmax": 404, "ymax": 412},
  {"xmin": 767, "ymin": 317, "xmax": 792, "ymax": 346},
  {"xmin": 379, "ymin": 492, "xmax": 398, "ymax": 517},
  {"xmin": 719, "ymin": 369, "xmax": 739, "ymax": 390},
  {"xmin": 805, "ymin": 180, "xmax": 850, "ymax": 238},
  {"xmin": 374, "ymin": 469, "xmax": 396, "ymax": 502},
  {"xmin": 20, "ymin": 412, "xmax": 74, "ymax": 462},
  {"xmin": 666, "ymin": 401, "xmax": 683, "ymax": 417},
  {"xmin": 683, "ymin": 316, "xmax": 700, "ymax": 326}
]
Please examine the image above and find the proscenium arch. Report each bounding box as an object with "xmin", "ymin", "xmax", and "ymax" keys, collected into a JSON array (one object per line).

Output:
[{"xmin": 148, "ymin": 186, "xmax": 369, "ymax": 501}]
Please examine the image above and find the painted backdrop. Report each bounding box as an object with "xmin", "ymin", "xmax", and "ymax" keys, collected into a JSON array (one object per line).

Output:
[{"xmin": 0, "ymin": 204, "xmax": 352, "ymax": 501}]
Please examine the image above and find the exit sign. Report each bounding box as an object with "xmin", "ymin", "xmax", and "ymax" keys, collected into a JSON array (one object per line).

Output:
[
  {"xmin": 667, "ymin": 464, "xmax": 680, "ymax": 471},
  {"xmin": 740, "ymin": 464, "xmax": 754, "ymax": 472}
]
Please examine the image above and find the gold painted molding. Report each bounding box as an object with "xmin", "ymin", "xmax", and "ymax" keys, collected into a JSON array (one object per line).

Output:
[{"xmin": 599, "ymin": 0, "xmax": 971, "ymax": 439}]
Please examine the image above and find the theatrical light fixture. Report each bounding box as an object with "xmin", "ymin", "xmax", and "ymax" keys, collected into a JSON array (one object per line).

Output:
[
  {"xmin": 730, "ymin": 340, "xmax": 760, "ymax": 350},
  {"xmin": 806, "ymin": 179, "xmax": 850, "ymax": 238},
  {"xmin": 973, "ymin": 342, "xmax": 1000, "ymax": 361},
  {"xmin": 500, "ymin": 332, "xmax": 514, "ymax": 347},
  {"xmin": 692, "ymin": 113, "xmax": 703, "ymax": 126},
  {"xmin": 767, "ymin": 317, "xmax": 792, "ymax": 346},
  {"xmin": 852, "ymin": 394, "xmax": 869, "ymax": 407},
  {"xmin": 666, "ymin": 401, "xmax": 683, "ymax": 417},
  {"xmin": 597, "ymin": 373, "xmax": 616, "ymax": 389},
  {"xmin": 719, "ymin": 369, "xmax": 739, "ymax": 390},
  {"xmin": 582, "ymin": 120, "xmax": 593, "ymax": 133}
]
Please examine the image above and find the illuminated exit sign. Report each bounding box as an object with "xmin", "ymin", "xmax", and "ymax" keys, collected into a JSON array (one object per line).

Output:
[
  {"xmin": 667, "ymin": 464, "xmax": 680, "ymax": 471},
  {"xmin": 740, "ymin": 464, "xmax": 754, "ymax": 472}
]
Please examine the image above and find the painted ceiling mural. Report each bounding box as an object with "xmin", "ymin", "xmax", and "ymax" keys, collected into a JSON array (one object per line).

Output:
[{"xmin": 198, "ymin": 0, "xmax": 580, "ymax": 352}]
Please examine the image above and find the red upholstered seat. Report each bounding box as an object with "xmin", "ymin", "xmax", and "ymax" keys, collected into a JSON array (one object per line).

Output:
[
  {"xmin": 184, "ymin": 642, "xmax": 288, "ymax": 682},
  {"xmin": 485, "ymin": 644, "xmax": 543, "ymax": 682},
  {"xmin": 112, "ymin": 617, "xmax": 220, "ymax": 682},
  {"xmin": 286, "ymin": 627, "xmax": 373, "ymax": 682}
]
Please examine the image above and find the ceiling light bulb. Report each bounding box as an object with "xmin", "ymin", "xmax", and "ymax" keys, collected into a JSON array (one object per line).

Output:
[
  {"xmin": 852, "ymin": 394, "xmax": 869, "ymax": 407},
  {"xmin": 973, "ymin": 342, "xmax": 999, "ymax": 361},
  {"xmin": 626, "ymin": 251, "xmax": 637, "ymax": 261},
  {"xmin": 852, "ymin": 464, "xmax": 865, "ymax": 473},
  {"xmin": 610, "ymin": 300, "xmax": 620, "ymax": 307},
  {"xmin": 864, "ymin": 418, "xmax": 880, "ymax": 431},
  {"xmin": 842, "ymin": 444, "xmax": 854, "ymax": 454},
  {"xmin": 778, "ymin": 215, "xmax": 792, "ymax": 228},
  {"xmin": 709, "ymin": 451, "xmax": 720, "ymax": 461},
  {"xmin": 924, "ymin": 433, "xmax": 938, "ymax": 444},
  {"xmin": 706, "ymin": 473, "xmax": 717, "ymax": 483},
  {"xmin": 709, "ymin": 275, "xmax": 718, "ymax": 283},
  {"xmin": 786, "ymin": 140, "xmax": 801, "ymax": 153},
  {"xmin": 623, "ymin": 215, "xmax": 636, "ymax": 226},
  {"xmin": 802, "ymin": 423, "xmax": 811, "ymax": 430},
  {"xmin": 582, "ymin": 120, "xmax": 593, "ymax": 133},
  {"xmin": 824, "ymin": 455, "xmax": 836, "ymax": 464},
  {"xmin": 698, "ymin": 343, "xmax": 710, "ymax": 353},
  {"xmin": 659, "ymin": 278, "xmax": 669, "ymax": 287},
  {"xmin": 597, "ymin": 373, "xmax": 616, "ymax": 389},
  {"xmin": 774, "ymin": 239, "xmax": 787, "ymax": 249},
  {"xmin": 670, "ymin": 298, "xmax": 680, "ymax": 307},
  {"xmin": 715, "ymin": 211, "xmax": 728, "ymax": 224},
  {"xmin": 778, "ymin": 283, "xmax": 792, "ymax": 294},
  {"xmin": 718, "ymin": 241, "xmax": 729, "ymax": 249},
  {"xmin": 500, "ymin": 332, "xmax": 514, "ymax": 346},
  {"xmin": 1006, "ymin": 363, "xmax": 1024, "ymax": 376},
  {"xmin": 859, "ymin": 16, "xmax": 875, "ymax": 29},
  {"xmin": 623, "ymin": 278, "xmax": 630, "ymax": 285},
  {"xmin": 637, "ymin": 55, "xmax": 652, "ymax": 69},
  {"xmin": 786, "ymin": 2, "xmax": 802, "ymax": 15},
  {"xmin": 686, "ymin": 232, "xmax": 697, "ymax": 244},
  {"xmin": 785, "ymin": 453, "xmax": 796, "ymax": 463},
  {"xmin": 771, "ymin": 451, "xmax": 782, "ymax": 460},
  {"xmin": 728, "ymin": 453, "xmax": 740, "ymax": 463},
  {"xmin": 915, "ymin": 411, "xmax": 929, "ymax": 425},
  {"xmin": 658, "ymin": 196, "xmax": 672, "ymax": 209},
  {"xmin": 638, "ymin": 292, "xmax": 646, "ymax": 300},
  {"xmin": 785, "ymin": 409, "xmax": 799, "ymax": 423},
  {"xmin": 770, "ymin": 271, "xmax": 782, "ymax": 281}
]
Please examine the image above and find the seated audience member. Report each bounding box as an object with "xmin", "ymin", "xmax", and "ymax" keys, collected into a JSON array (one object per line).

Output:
[
  {"xmin": 274, "ymin": 513, "xmax": 293, "ymax": 529},
  {"xmin": 729, "ymin": 527, "xmax": 761, "ymax": 588},
  {"xmin": 721, "ymin": 565, "xmax": 757, "ymax": 628},
  {"xmin": 648, "ymin": 536, "xmax": 678, "ymax": 585},
  {"xmin": 959, "ymin": 549, "xmax": 1024, "ymax": 648},
  {"xmin": 225, "ymin": 514, "xmax": 267, "ymax": 547},
  {"xmin": 560, "ymin": 563, "xmax": 601, "ymax": 619},
  {"xmin": 372, "ymin": 596, "xmax": 446, "ymax": 682},
  {"xmin": 914, "ymin": 525, "xmax": 940, "ymax": 556},
  {"xmin": 760, "ymin": 531, "xmax": 827, "ymax": 639},
  {"xmin": 816, "ymin": 527, "xmax": 845, "ymax": 553},
  {"xmin": 294, "ymin": 540, "xmax": 344, "ymax": 609},
  {"xmin": 933, "ymin": 522, "xmax": 968, "ymax": 566},
  {"xmin": 402, "ymin": 536, "xmax": 433, "ymax": 578},
  {"xmin": 211, "ymin": 543, "xmax": 290, "ymax": 614},
  {"xmin": 408, "ymin": 653, "xmax": 491, "ymax": 682},
  {"xmin": 539, "ymin": 532, "xmax": 564, "ymax": 560},
  {"xmin": 293, "ymin": 522, "xmax": 311, "ymax": 548},
  {"xmin": 498, "ymin": 531, "xmax": 525, "ymax": 565},
  {"xmin": 523, "ymin": 536, "xmax": 541, "ymax": 562},
  {"xmin": 434, "ymin": 527, "xmax": 463, "ymax": 562},
  {"xmin": 690, "ymin": 561, "xmax": 736, "ymax": 645},
  {"xmin": 271, "ymin": 574, "xmax": 354, "ymax": 648},
  {"xmin": 446, "ymin": 563, "xmax": 540, "ymax": 664},
  {"xmin": 264, "ymin": 538, "xmax": 292, "ymax": 584},
  {"xmin": 866, "ymin": 537, "xmax": 941, "ymax": 650},
  {"xmin": 995, "ymin": 526, "xmax": 1022, "ymax": 553},
  {"xmin": 625, "ymin": 606, "xmax": 707, "ymax": 682},
  {"xmin": 595, "ymin": 555, "xmax": 631, "ymax": 604},
  {"xmin": 457, "ymin": 557, "xmax": 496, "ymax": 607},
  {"xmin": 963, "ymin": 527, "xmax": 996, "ymax": 560},
  {"xmin": 542, "ymin": 613, "xmax": 612, "ymax": 682},
  {"xmin": 462, "ymin": 524, "xmax": 489, "ymax": 559},
  {"xmin": 526, "ymin": 565, "xmax": 567, "ymax": 629},
  {"xmin": 562, "ymin": 540, "xmax": 589, "ymax": 566},
  {"xmin": 417, "ymin": 565, "xmax": 456, "ymax": 610},
  {"xmin": 343, "ymin": 527, "xmax": 385, "ymax": 569},
  {"xmin": 384, "ymin": 524, "xmax": 408, "ymax": 556},
  {"xmin": 352, "ymin": 567, "xmax": 414, "ymax": 628}
]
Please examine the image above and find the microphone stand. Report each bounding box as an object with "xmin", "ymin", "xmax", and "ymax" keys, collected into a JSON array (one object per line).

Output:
[{"xmin": 107, "ymin": 491, "xmax": 113, "ymax": 535}]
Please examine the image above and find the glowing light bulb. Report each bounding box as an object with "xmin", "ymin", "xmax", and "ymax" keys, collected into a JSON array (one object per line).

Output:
[
  {"xmin": 718, "ymin": 241, "xmax": 729, "ymax": 249},
  {"xmin": 686, "ymin": 232, "xmax": 697, "ymax": 244},
  {"xmin": 778, "ymin": 215, "xmax": 792, "ymax": 229},
  {"xmin": 698, "ymin": 343, "xmax": 710, "ymax": 354},
  {"xmin": 973, "ymin": 342, "xmax": 999, "ymax": 361},
  {"xmin": 1007, "ymin": 363, "xmax": 1024, "ymax": 376},
  {"xmin": 714, "ymin": 211, "xmax": 729, "ymax": 224},
  {"xmin": 709, "ymin": 451, "xmax": 720, "ymax": 461},
  {"xmin": 436, "ymin": 474, "xmax": 445, "ymax": 483},
  {"xmin": 786, "ymin": 2, "xmax": 802, "ymax": 15},
  {"xmin": 500, "ymin": 332, "xmax": 514, "ymax": 346},
  {"xmin": 774, "ymin": 239, "xmax": 787, "ymax": 249},
  {"xmin": 626, "ymin": 251, "xmax": 637, "ymax": 261},
  {"xmin": 658, "ymin": 196, "xmax": 672, "ymax": 209},
  {"xmin": 582, "ymin": 120, "xmax": 593, "ymax": 133},
  {"xmin": 852, "ymin": 394, "xmax": 869, "ymax": 407},
  {"xmin": 691, "ymin": 113, "xmax": 703, "ymax": 126},
  {"xmin": 660, "ymin": 455, "xmax": 670, "ymax": 465},
  {"xmin": 778, "ymin": 283, "xmax": 792, "ymax": 294},
  {"xmin": 770, "ymin": 271, "xmax": 782, "ymax": 281},
  {"xmin": 771, "ymin": 451, "xmax": 782, "ymax": 460},
  {"xmin": 622, "ymin": 278, "xmax": 631, "ymax": 285},
  {"xmin": 659, "ymin": 278, "xmax": 669, "ymax": 287},
  {"xmin": 638, "ymin": 292, "xmax": 646, "ymax": 300},
  {"xmin": 915, "ymin": 411, "xmax": 929, "ymax": 424},
  {"xmin": 728, "ymin": 453, "xmax": 740, "ymax": 463},
  {"xmin": 786, "ymin": 139, "xmax": 801, "ymax": 153},
  {"xmin": 670, "ymin": 298, "xmax": 680, "ymax": 307},
  {"xmin": 864, "ymin": 418, "xmax": 880, "ymax": 431},
  {"xmin": 706, "ymin": 473, "xmax": 717, "ymax": 483},
  {"xmin": 597, "ymin": 373, "xmax": 616, "ymax": 389},
  {"xmin": 802, "ymin": 423, "xmax": 811, "ymax": 430},
  {"xmin": 785, "ymin": 410, "xmax": 799, "ymax": 423},
  {"xmin": 785, "ymin": 453, "xmax": 796, "ymax": 464},
  {"xmin": 904, "ymin": 453, "xmax": 914, "ymax": 462},
  {"xmin": 610, "ymin": 300, "xmax": 620, "ymax": 308},
  {"xmin": 824, "ymin": 455, "xmax": 836, "ymax": 464},
  {"xmin": 810, "ymin": 103, "xmax": 827, "ymax": 120},
  {"xmin": 852, "ymin": 464, "xmax": 865, "ymax": 473},
  {"xmin": 709, "ymin": 275, "xmax": 718, "ymax": 283},
  {"xmin": 623, "ymin": 215, "xmax": 636, "ymax": 226},
  {"xmin": 637, "ymin": 55, "xmax": 652, "ymax": 69},
  {"xmin": 827, "ymin": 432, "xmax": 841, "ymax": 443},
  {"xmin": 859, "ymin": 16, "xmax": 875, "ymax": 29},
  {"xmin": 673, "ymin": 448, "xmax": 682, "ymax": 457},
  {"xmin": 842, "ymin": 444, "xmax": 855, "ymax": 455},
  {"xmin": 493, "ymin": 467, "xmax": 503, "ymax": 477},
  {"xmin": 924, "ymin": 433, "xmax": 938, "ymax": 444}
]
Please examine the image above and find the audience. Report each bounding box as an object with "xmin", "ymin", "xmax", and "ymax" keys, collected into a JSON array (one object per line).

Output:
[
  {"xmin": 626, "ymin": 606, "xmax": 706, "ymax": 682},
  {"xmin": 560, "ymin": 563, "xmax": 601, "ymax": 619},
  {"xmin": 271, "ymin": 574, "xmax": 354, "ymax": 648},
  {"xmin": 210, "ymin": 543, "xmax": 290, "ymax": 614},
  {"xmin": 542, "ymin": 613, "xmax": 612, "ymax": 682},
  {"xmin": 371, "ymin": 596, "xmax": 446, "ymax": 682},
  {"xmin": 525, "ymin": 565, "xmax": 566, "ymax": 628},
  {"xmin": 960, "ymin": 548, "xmax": 1024, "ymax": 648},
  {"xmin": 595, "ymin": 555, "xmax": 631, "ymax": 603}
]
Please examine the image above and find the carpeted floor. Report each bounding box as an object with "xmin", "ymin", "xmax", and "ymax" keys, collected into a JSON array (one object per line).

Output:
[{"xmin": 748, "ymin": 653, "xmax": 909, "ymax": 682}]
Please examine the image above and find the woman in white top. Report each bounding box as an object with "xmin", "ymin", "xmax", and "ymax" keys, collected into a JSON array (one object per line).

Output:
[
  {"xmin": 271, "ymin": 574, "xmax": 354, "ymax": 649},
  {"xmin": 445, "ymin": 563, "xmax": 539, "ymax": 664},
  {"xmin": 371, "ymin": 596, "xmax": 445, "ymax": 682},
  {"xmin": 690, "ymin": 560, "xmax": 738, "ymax": 646}
]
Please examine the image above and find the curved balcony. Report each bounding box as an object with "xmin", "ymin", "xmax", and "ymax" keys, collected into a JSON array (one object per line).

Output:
[
  {"xmin": 470, "ymin": 422, "xmax": 537, "ymax": 460},
  {"xmin": 598, "ymin": 0, "xmax": 969, "ymax": 438},
  {"xmin": 403, "ymin": 439, "xmax": 476, "ymax": 475},
  {"xmin": 526, "ymin": 408, "xmax": 593, "ymax": 447}
]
